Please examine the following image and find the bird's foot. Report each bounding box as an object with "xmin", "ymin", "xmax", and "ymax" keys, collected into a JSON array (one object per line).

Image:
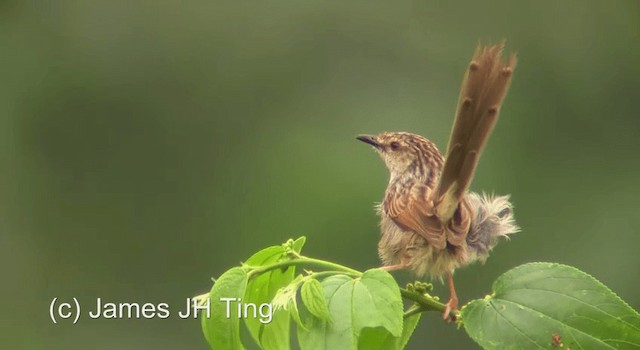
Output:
[{"xmin": 442, "ymin": 296, "xmax": 459, "ymax": 322}]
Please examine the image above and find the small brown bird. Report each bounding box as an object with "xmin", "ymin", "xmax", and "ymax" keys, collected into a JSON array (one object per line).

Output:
[{"xmin": 357, "ymin": 42, "xmax": 519, "ymax": 320}]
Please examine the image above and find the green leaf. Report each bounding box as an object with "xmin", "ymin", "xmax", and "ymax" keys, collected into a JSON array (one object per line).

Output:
[
  {"xmin": 245, "ymin": 246, "xmax": 285, "ymax": 268},
  {"xmin": 461, "ymin": 262, "xmax": 640, "ymax": 350},
  {"xmin": 272, "ymin": 275, "xmax": 306, "ymax": 330},
  {"xmin": 289, "ymin": 295, "xmax": 306, "ymax": 330},
  {"xmin": 292, "ymin": 236, "xmax": 306, "ymax": 254},
  {"xmin": 242, "ymin": 238, "xmax": 306, "ymax": 350},
  {"xmin": 243, "ymin": 245, "xmax": 291, "ymax": 350},
  {"xmin": 359, "ymin": 312, "xmax": 422, "ymax": 350},
  {"xmin": 301, "ymin": 278, "xmax": 331, "ymax": 321},
  {"xmin": 356, "ymin": 269, "xmax": 404, "ymax": 337},
  {"xmin": 201, "ymin": 267, "xmax": 248, "ymax": 350},
  {"xmin": 358, "ymin": 327, "xmax": 396, "ymax": 350},
  {"xmin": 397, "ymin": 312, "xmax": 422, "ymax": 349},
  {"xmin": 297, "ymin": 269, "xmax": 404, "ymax": 350}
]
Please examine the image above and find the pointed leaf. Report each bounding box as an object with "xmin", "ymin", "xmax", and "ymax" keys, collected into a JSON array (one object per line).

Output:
[
  {"xmin": 292, "ymin": 236, "xmax": 306, "ymax": 253},
  {"xmin": 358, "ymin": 327, "xmax": 396, "ymax": 350},
  {"xmin": 398, "ymin": 312, "xmax": 422, "ymax": 349},
  {"xmin": 358, "ymin": 307, "xmax": 422, "ymax": 350}
]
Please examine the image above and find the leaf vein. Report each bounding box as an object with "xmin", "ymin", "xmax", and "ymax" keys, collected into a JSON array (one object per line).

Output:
[
  {"xmin": 504, "ymin": 287, "xmax": 640, "ymax": 333},
  {"xmin": 488, "ymin": 300, "xmax": 547, "ymax": 349},
  {"xmin": 497, "ymin": 299, "xmax": 618, "ymax": 349}
]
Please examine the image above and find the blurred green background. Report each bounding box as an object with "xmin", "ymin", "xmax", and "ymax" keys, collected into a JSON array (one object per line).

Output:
[{"xmin": 1, "ymin": 1, "xmax": 639, "ymax": 349}]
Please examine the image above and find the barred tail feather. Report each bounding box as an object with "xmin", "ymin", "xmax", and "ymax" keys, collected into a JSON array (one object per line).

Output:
[{"xmin": 435, "ymin": 42, "xmax": 517, "ymax": 222}]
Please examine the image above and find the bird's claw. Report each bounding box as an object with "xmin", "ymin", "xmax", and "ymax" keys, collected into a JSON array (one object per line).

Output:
[{"xmin": 442, "ymin": 298, "xmax": 458, "ymax": 322}]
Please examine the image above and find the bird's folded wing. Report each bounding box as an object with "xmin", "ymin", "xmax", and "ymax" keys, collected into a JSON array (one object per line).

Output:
[
  {"xmin": 434, "ymin": 42, "xmax": 517, "ymax": 222},
  {"xmin": 385, "ymin": 190, "xmax": 473, "ymax": 249},
  {"xmin": 384, "ymin": 184, "xmax": 447, "ymax": 250}
]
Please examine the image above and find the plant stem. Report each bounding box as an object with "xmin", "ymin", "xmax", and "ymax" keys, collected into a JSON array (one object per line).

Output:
[
  {"xmin": 246, "ymin": 255, "xmax": 458, "ymax": 319},
  {"xmin": 307, "ymin": 270, "xmax": 356, "ymax": 279},
  {"xmin": 400, "ymin": 288, "xmax": 459, "ymax": 319},
  {"xmin": 403, "ymin": 305, "xmax": 425, "ymax": 319},
  {"xmin": 248, "ymin": 256, "xmax": 362, "ymax": 278}
]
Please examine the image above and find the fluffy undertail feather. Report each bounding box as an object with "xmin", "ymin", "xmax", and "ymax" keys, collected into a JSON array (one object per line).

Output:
[{"xmin": 465, "ymin": 192, "xmax": 519, "ymax": 262}]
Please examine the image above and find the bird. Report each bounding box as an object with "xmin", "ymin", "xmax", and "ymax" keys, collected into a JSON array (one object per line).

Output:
[{"xmin": 356, "ymin": 42, "xmax": 519, "ymax": 320}]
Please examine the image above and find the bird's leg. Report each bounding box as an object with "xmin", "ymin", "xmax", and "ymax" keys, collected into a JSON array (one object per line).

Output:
[
  {"xmin": 442, "ymin": 271, "xmax": 459, "ymax": 321},
  {"xmin": 380, "ymin": 264, "xmax": 406, "ymax": 272},
  {"xmin": 381, "ymin": 254, "xmax": 412, "ymax": 272}
]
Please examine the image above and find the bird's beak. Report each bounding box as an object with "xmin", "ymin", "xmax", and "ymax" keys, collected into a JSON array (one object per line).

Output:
[{"xmin": 356, "ymin": 135, "xmax": 380, "ymax": 148}]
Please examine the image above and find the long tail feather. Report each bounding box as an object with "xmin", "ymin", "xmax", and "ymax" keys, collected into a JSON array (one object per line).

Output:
[{"xmin": 434, "ymin": 41, "xmax": 517, "ymax": 221}]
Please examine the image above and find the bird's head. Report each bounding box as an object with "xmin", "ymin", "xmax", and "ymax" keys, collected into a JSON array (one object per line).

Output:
[{"xmin": 356, "ymin": 132, "xmax": 443, "ymax": 181}]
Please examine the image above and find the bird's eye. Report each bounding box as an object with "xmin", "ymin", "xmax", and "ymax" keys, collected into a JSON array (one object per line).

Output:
[{"xmin": 390, "ymin": 141, "xmax": 400, "ymax": 150}]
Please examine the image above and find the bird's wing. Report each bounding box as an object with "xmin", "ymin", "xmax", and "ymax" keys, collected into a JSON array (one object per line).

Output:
[
  {"xmin": 384, "ymin": 183, "xmax": 447, "ymax": 250},
  {"xmin": 433, "ymin": 42, "xmax": 517, "ymax": 222},
  {"xmin": 385, "ymin": 183, "xmax": 474, "ymax": 249}
]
